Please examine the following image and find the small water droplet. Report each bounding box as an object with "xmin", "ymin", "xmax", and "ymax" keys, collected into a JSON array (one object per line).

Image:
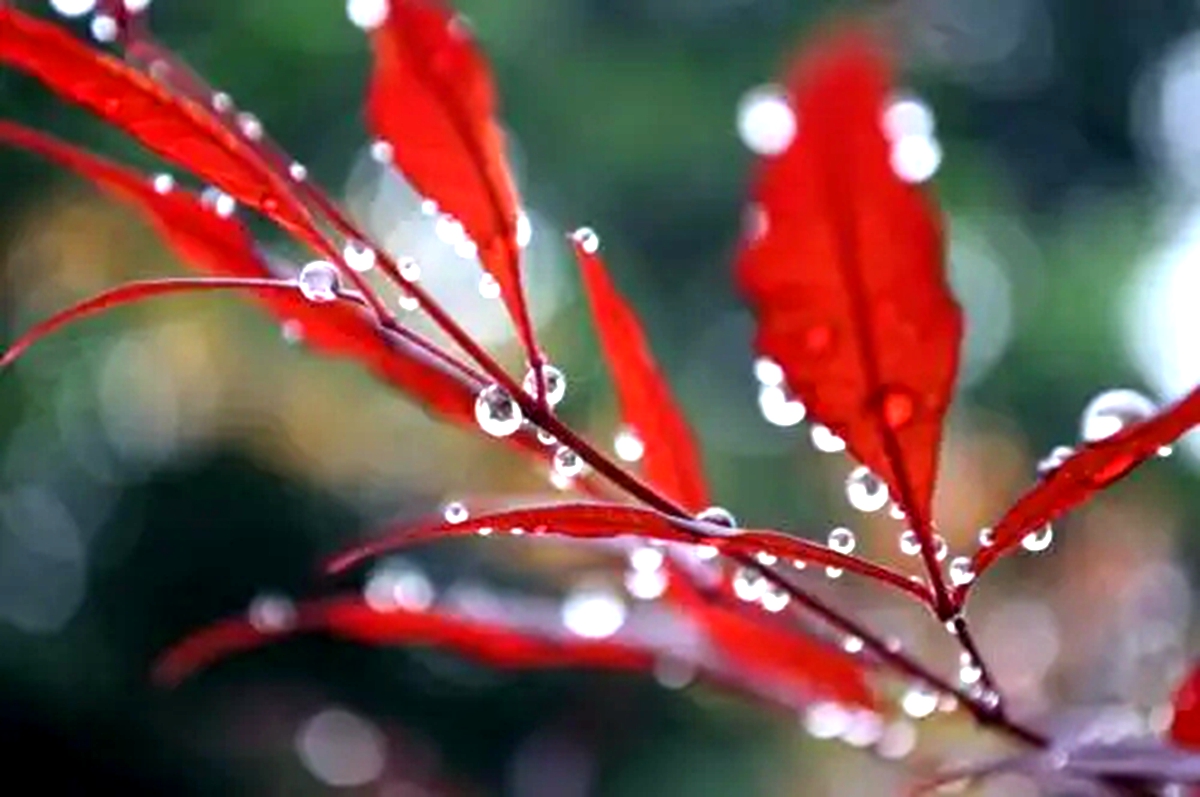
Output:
[
  {"xmin": 397, "ymin": 293, "xmax": 419, "ymax": 312},
  {"xmin": 901, "ymin": 685, "xmax": 939, "ymax": 719},
  {"xmin": 732, "ymin": 567, "xmax": 766, "ymax": 601},
  {"xmin": 535, "ymin": 428, "xmax": 557, "ymax": 446},
  {"xmin": 613, "ymin": 426, "xmax": 645, "ymax": 462},
  {"xmin": 827, "ymin": 527, "xmax": 856, "ymax": 554},
  {"xmin": 237, "ymin": 112, "xmax": 263, "ymax": 141},
  {"xmin": 51, "ymin": 0, "xmax": 97, "ymax": 18},
  {"xmin": 1158, "ymin": 444, "xmax": 1175, "ymax": 458},
  {"xmin": 810, "ymin": 424, "xmax": 845, "ymax": 452},
  {"xmin": 342, "ymin": 240, "xmax": 376, "ymax": 273},
  {"xmin": 899, "ymin": 530, "xmax": 921, "ymax": 556},
  {"xmin": 934, "ymin": 535, "xmax": 948, "ymax": 561},
  {"xmin": 630, "ymin": 547, "xmax": 664, "ymax": 572},
  {"xmin": 791, "ymin": 558, "xmax": 807, "ymax": 570},
  {"xmin": 516, "ymin": 211, "xmax": 533, "ymax": 248},
  {"xmin": 522, "ymin": 364, "xmax": 567, "ymax": 406},
  {"xmin": 978, "ymin": 527, "xmax": 995, "ymax": 547},
  {"xmin": 696, "ymin": 506, "xmax": 736, "ymax": 530},
  {"xmin": 248, "ymin": 593, "xmax": 297, "ymax": 632},
  {"xmin": 474, "ymin": 385, "xmax": 523, "ymax": 437},
  {"xmin": 370, "ymin": 139, "xmax": 394, "ymax": 164},
  {"xmin": 397, "ymin": 257, "xmax": 421, "ymax": 282},
  {"xmin": 1021, "ymin": 524, "xmax": 1053, "ymax": 553},
  {"xmin": 571, "ymin": 227, "xmax": 600, "ymax": 254},
  {"xmin": 151, "ymin": 172, "xmax": 174, "ymax": 194},
  {"xmin": 476, "ymin": 526, "xmax": 494, "ymax": 537},
  {"xmin": 625, "ymin": 565, "xmax": 668, "ymax": 600},
  {"xmin": 825, "ymin": 566, "xmax": 844, "ymax": 579},
  {"xmin": 478, "ymin": 274, "xmax": 501, "ymax": 299},
  {"xmin": 843, "ymin": 636, "xmax": 864, "ymax": 654},
  {"xmin": 958, "ymin": 661, "xmax": 982, "ymax": 686},
  {"xmin": 364, "ymin": 560, "xmax": 434, "ymax": 612},
  {"xmin": 759, "ymin": 582, "xmax": 790, "ymax": 612},
  {"xmin": 890, "ymin": 135, "xmax": 942, "ymax": 183},
  {"xmin": 755, "ymin": 551, "xmax": 778, "ymax": 566},
  {"xmin": 753, "ymin": 357, "xmax": 784, "ymax": 387},
  {"xmin": 845, "ymin": 466, "xmax": 889, "ymax": 512},
  {"xmin": 288, "ymin": 162, "xmax": 308, "ymax": 181},
  {"xmin": 211, "ymin": 92, "xmax": 233, "ymax": 113},
  {"xmin": 1080, "ymin": 388, "xmax": 1157, "ymax": 442},
  {"xmin": 888, "ymin": 503, "xmax": 906, "ymax": 520},
  {"xmin": 90, "ymin": 14, "xmax": 118, "ymax": 42},
  {"xmin": 443, "ymin": 502, "xmax": 468, "ymax": 524},
  {"xmin": 1036, "ymin": 445, "xmax": 1074, "ymax": 477},
  {"xmin": 883, "ymin": 96, "xmax": 936, "ymax": 141},
  {"xmin": 298, "ymin": 261, "xmax": 339, "ymax": 303},
  {"xmin": 346, "ymin": 0, "xmax": 389, "ymax": 30},
  {"xmin": 758, "ymin": 385, "xmax": 806, "ymax": 426},
  {"xmin": 948, "ymin": 556, "xmax": 975, "ymax": 586},
  {"xmin": 552, "ymin": 446, "xmax": 586, "ymax": 478}
]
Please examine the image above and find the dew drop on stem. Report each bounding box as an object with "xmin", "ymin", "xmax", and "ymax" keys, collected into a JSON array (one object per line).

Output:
[
  {"xmin": 343, "ymin": 241, "xmax": 376, "ymax": 273},
  {"xmin": 571, "ymin": 226, "xmax": 600, "ymax": 253},
  {"xmin": 1079, "ymin": 388, "xmax": 1157, "ymax": 442},
  {"xmin": 899, "ymin": 530, "xmax": 921, "ymax": 556},
  {"xmin": 1021, "ymin": 524, "xmax": 1053, "ymax": 553},
  {"xmin": 474, "ymin": 385, "xmax": 522, "ymax": 437},
  {"xmin": 522, "ymin": 364, "xmax": 567, "ymax": 406},
  {"xmin": 696, "ymin": 506, "xmax": 737, "ymax": 530},
  {"xmin": 845, "ymin": 466, "xmax": 888, "ymax": 512},
  {"xmin": 810, "ymin": 424, "xmax": 845, "ymax": 452},
  {"xmin": 552, "ymin": 446, "xmax": 585, "ymax": 478},
  {"xmin": 298, "ymin": 261, "xmax": 339, "ymax": 303}
]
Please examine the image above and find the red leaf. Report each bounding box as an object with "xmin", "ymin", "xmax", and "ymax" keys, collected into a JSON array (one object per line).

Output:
[
  {"xmin": 967, "ymin": 385, "xmax": 1200, "ymax": 589},
  {"xmin": 1172, "ymin": 664, "xmax": 1200, "ymax": 751},
  {"xmin": 324, "ymin": 502, "xmax": 930, "ymax": 603},
  {"xmin": 365, "ymin": 0, "xmax": 537, "ymax": 362},
  {"xmin": 0, "ymin": 122, "xmax": 485, "ymax": 428},
  {"xmin": 734, "ymin": 31, "xmax": 962, "ymax": 551},
  {"xmin": 0, "ymin": 8, "xmax": 321, "ymax": 248},
  {"xmin": 152, "ymin": 596, "xmax": 653, "ymax": 687},
  {"xmin": 570, "ymin": 240, "xmax": 710, "ymax": 510}
]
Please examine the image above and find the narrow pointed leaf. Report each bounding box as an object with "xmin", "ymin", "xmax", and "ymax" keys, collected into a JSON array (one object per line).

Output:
[
  {"xmin": 365, "ymin": 0, "xmax": 537, "ymax": 362},
  {"xmin": 570, "ymin": 240, "xmax": 709, "ymax": 510},
  {"xmin": 968, "ymin": 386, "xmax": 1200, "ymax": 587},
  {"xmin": 0, "ymin": 8, "xmax": 321, "ymax": 247},
  {"xmin": 735, "ymin": 30, "xmax": 962, "ymax": 541},
  {"xmin": 1173, "ymin": 663, "xmax": 1200, "ymax": 751},
  {"xmin": 324, "ymin": 502, "xmax": 929, "ymax": 603}
]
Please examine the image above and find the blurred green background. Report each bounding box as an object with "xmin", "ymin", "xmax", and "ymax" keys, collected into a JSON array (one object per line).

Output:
[{"xmin": 2, "ymin": 0, "xmax": 1200, "ymax": 794}]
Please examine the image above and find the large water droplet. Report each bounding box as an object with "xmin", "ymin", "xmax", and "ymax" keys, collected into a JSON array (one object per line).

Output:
[
  {"xmin": 736, "ymin": 84, "xmax": 797, "ymax": 156},
  {"xmin": 298, "ymin": 261, "xmax": 339, "ymax": 303},
  {"xmin": 899, "ymin": 530, "xmax": 921, "ymax": 556},
  {"xmin": 1080, "ymin": 389, "xmax": 1157, "ymax": 442},
  {"xmin": 846, "ymin": 466, "xmax": 889, "ymax": 512},
  {"xmin": 613, "ymin": 426, "xmax": 645, "ymax": 462},
  {"xmin": 571, "ymin": 227, "xmax": 600, "ymax": 254},
  {"xmin": 1021, "ymin": 524, "xmax": 1053, "ymax": 553},
  {"xmin": 758, "ymin": 385, "xmax": 806, "ymax": 426},
  {"xmin": 810, "ymin": 424, "xmax": 846, "ymax": 452},
  {"xmin": 522, "ymin": 364, "xmax": 567, "ymax": 406},
  {"xmin": 827, "ymin": 527, "xmax": 856, "ymax": 554},
  {"xmin": 696, "ymin": 506, "xmax": 737, "ymax": 530},
  {"xmin": 346, "ymin": 0, "xmax": 389, "ymax": 30},
  {"xmin": 474, "ymin": 385, "xmax": 523, "ymax": 437},
  {"xmin": 248, "ymin": 593, "xmax": 297, "ymax": 632},
  {"xmin": 51, "ymin": 0, "xmax": 96, "ymax": 17},
  {"xmin": 948, "ymin": 556, "xmax": 975, "ymax": 586}
]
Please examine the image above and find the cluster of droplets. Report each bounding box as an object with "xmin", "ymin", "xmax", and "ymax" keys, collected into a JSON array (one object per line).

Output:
[
  {"xmin": 364, "ymin": 559, "xmax": 435, "ymax": 613},
  {"xmin": 753, "ymin": 357, "xmax": 806, "ymax": 428},
  {"xmin": 804, "ymin": 702, "xmax": 916, "ymax": 759},
  {"xmin": 898, "ymin": 530, "xmax": 948, "ymax": 561},
  {"xmin": 882, "ymin": 95, "xmax": 942, "ymax": 184}
]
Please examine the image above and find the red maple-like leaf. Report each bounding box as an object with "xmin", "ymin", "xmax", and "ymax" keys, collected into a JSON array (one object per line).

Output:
[
  {"xmin": 0, "ymin": 7, "xmax": 323, "ymax": 250},
  {"xmin": 365, "ymin": 0, "xmax": 537, "ymax": 364},
  {"xmin": 734, "ymin": 29, "xmax": 962, "ymax": 599},
  {"xmin": 570, "ymin": 239, "xmax": 710, "ymax": 511},
  {"xmin": 965, "ymin": 385, "xmax": 1200, "ymax": 592}
]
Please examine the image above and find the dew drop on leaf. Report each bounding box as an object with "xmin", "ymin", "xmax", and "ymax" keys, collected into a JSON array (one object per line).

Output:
[
  {"xmin": 613, "ymin": 426, "xmax": 645, "ymax": 462},
  {"xmin": 535, "ymin": 428, "xmax": 556, "ymax": 446},
  {"xmin": 474, "ymin": 385, "xmax": 523, "ymax": 437},
  {"xmin": 522, "ymin": 364, "xmax": 567, "ymax": 406},
  {"xmin": 883, "ymin": 96, "xmax": 936, "ymax": 141},
  {"xmin": 978, "ymin": 527, "xmax": 995, "ymax": 547},
  {"xmin": 843, "ymin": 636, "xmax": 864, "ymax": 654},
  {"xmin": 760, "ymin": 582, "xmax": 790, "ymax": 612},
  {"xmin": 151, "ymin": 173, "xmax": 174, "ymax": 194},
  {"xmin": 571, "ymin": 226, "xmax": 600, "ymax": 254},
  {"xmin": 825, "ymin": 566, "xmax": 844, "ymax": 579},
  {"xmin": 397, "ymin": 293, "xmax": 419, "ymax": 312},
  {"xmin": 696, "ymin": 506, "xmax": 737, "ymax": 530},
  {"xmin": 370, "ymin": 139, "xmax": 394, "ymax": 164},
  {"xmin": 237, "ymin": 112, "xmax": 263, "ymax": 141},
  {"xmin": 827, "ymin": 527, "xmax": 856, "ymax": 554},
  {"xmin": 1021, "ymin": 524, "xmax": 1054, "ymax": 553},
  {"xmin": 1036, "ymin": 445, "xmax": 1074, "ymax": 477},
  {"xmin": 248, "ymin": 593, "xmax": 297, "ymax": 633},
  {"xmin": 442, "ymin": 502, "xmax": 468, "ymax": 524},
  {"xmin": 91, "ymin": 15, "xmax": 118, "ymax": 43},
  {"xmin": 889, "ymin": 135, "xmax": 942, "ymax": 183},
  {"xmin": 736, "ymin": 84, "xmax": 796, "ymax": 156},
  {"xmin": 364, "ymin": 560, "xmax": 434, "ymax": 612},
  {"xmin": 753, "ymin": 356, "xmax": 784, "ymax": 387},
  {"xmin": 755, "ymin": 551, "xmax": 778, "ymax": 566},
  {"xmin": 758, "ymin": 385, "xmax": 806, "ymax": 426},
  {"xmin": 846, "ymin": 466, "xmax": 889, "ymax": 512},
  {"xmin": 934, "ymin": 535, "xmax": 948, "ymax": 561},
  {"xmin": 298, "ymin": 261, "xmax": 339, "ymax": 303},
  {"xmin": 732, "ymin": 567, "xmax": 767, "ymax": 601},
  {"xmin": 810, "ymin": 424, "xmax": 846, "ymax": 452},
  {"xmin": 212, "ymin": 92, "xmax": 234, "ymax": 113},
  {"xmin": 1080, "ymin": 388, "xmax": 1157, "ymax": 442},
  {"xmin": 552, "ymin": 446, "xmax": 585, "ymax": 478},
  {"xmin": 288, "ymin": 162, "xmax": 308, "ymax": 182}
]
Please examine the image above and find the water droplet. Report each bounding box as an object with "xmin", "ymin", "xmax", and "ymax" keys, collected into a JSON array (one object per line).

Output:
[
  {"xmin": 758, "ymin": 385, "xmax": 806, "ymax": 426},
  {"xmin": 237, "ymin": 112, "xmax": 263, "ymax": 141},
  {"xmin": 288, "ymin": 162, "xmax": 308, "ymax": 181},
  {"xmin": 845, "ymin": 466, "xmax": 889, "ymax": 512},
  {"xmin": 791, "ymin": 558, "xmax": 807, "ymax": 570},
  {"xmin": 474, "ymin": 385, "xmax": 523, "ymax": 437},
  {"xmin": 91, "ymin": 14, "xmax": 118, "ymax": 42},
  {"xmin": 883, "ymin": 96, "xmax": 936, "ymax": 141},
  {"xmin": 562, "ymin": 585, "xmax": 626, "ymax": 638},
  {"xmin": 535, "ymin": 428, "xmax": 557, "ymax": 446},
  {"xmin": 630, "ymin": 546, "xmax": 664, "ymax": 571},
  {"xmin": 876, "ymin": 386, "xmax": 916, "ymax": 429},
  {"xmin": 625, "ymin": 565, "xmax": 668, "ymax": 599},
  {"xmin": 843, "ymin": 636, "xmax": 864, "ymax": 654},
  {"xmin": 248, "ymin": 593, "xmax": 297, "ymax": 632},
  {"xmin": 522, "ymin": 364, "xmax": 567, "ymax": 406},
  {"xmin": 571, "ymin": 227, "xmax": 600, "ymax": 254},
  {"xmin": 736, "ymin": 83, "xmax": 796, "ymax": 156},
  {"xmin": 397, "ymin": 257, "xmax": 421, "ymax": 282},
  {"xmin": 453, "ymin": 239, "xmax": 478, "ymax": 260},
  {"xmin": 978, "ymin": 527, "xmax": 995, "ymax": 547},
  {"xmin": 827, "ymin": 527, "xmax": 856, "ymax": 554},
  {"xmin": 755, "ymin": 551, "xmax": 778, "ymax": 566},
  {"xmin": 825, "ymin": 566, "xmax": 844, "ymax": 579},
  {"xmin": 958, "ymin": 661, "xmax": 982, "ymax": 686},
  {"xmin": 743, "ymin": 203, "xmax": 769, "ymax": 243},
  {"xmin": 1080, "ymin": 389, "xmax": 1157, "ymax": 442},
  {"xmin": 696, "ymin": 506, "xmax": 736, "ymax": 530},
  {"xmin": 211, "ymin": 92, "xmax": 234, "ymax": 113},
  {"xmin": 889, "ymin": 503, "xmax": 907, "ymax": 520},
  {"xmin": 1158, "ymin": 445, "xmax": 1175, "ymax": 458},
  {"xmin": 478, "ymin": 273, "xmax": 501, "ymax": 299},
  {"xmin": 370, "ymin": 139, "xmax": 394, "ymax": 164},
  {"xmin": 397, "ymin": 293, "xmax": 419, "ymax": 312},
  {"xmin": 1021, "ymin": 524, "xmax": 1053, "ymax": 553},
  {"xmin": 948, "ymin": 557, "xmax": 975, "ymax": 586},
  {"xmin": 901, "ymin": 685, "xmax": 939, "ymax": 719},
  {"xmin": 364, "ymin": 560, "xmax": 434, "ymax": 612},
  {"xmin": 51, "ymin": 0, "xmax": 96, "ymax": 17},
  {"xmin": 732, "ymin": 567, "xmax": 766, "ymax": 601},
  {"xmin": 516, "ymin": 211, "xmax": 532, "ymax": 248},
  {"xmin": 346, "ymin": 0, "xmax": 389, "ymax": 30},
  {"xmin": 694, "ymin": 544, "xmax": 719, "ymax": 560},
  {"xmin": 613, "ymin": 426, "xmax": 645, "ymax": 462},
  {"xmin": 125, "ymin": 0, "xmax": 153, "ymax": 13},
  {"xmin": 342, "ymin": 240, "xmax": 376, "ymax": 273},
  {"xmin": 443, "ymin": 502, "xmax": 468, "ymax": 524},
  {"xmin": 552, "ymin": 446, "xmax": 585, "ymax": 478},
  {"xmin": 298, "ymin": 260, "xmax": 339, "ymax": 303},
  {"xmin": 899, "ymin": 530, "xmax": 921, "ymax": 556},
  {"xmin": 760, "ymin": 582, "xmax": 790, "ymax": 612},
  {"xmin": 753, "ymin": 357, "xmax": 784, "ymax": 387},
  {"xmin": 1036, "ymin": 445, "xmax": 1074, "ymax": 478},
  {"xmin": 810, "ymin": 424, "xmax": 845, "ymax": 452},
  {"xmin": 934, "ymin": 535, "xmax": 948, "ymax": 561},
  {"xmin": 476, "ymin": 526, "xmax": 494, "ymax": 537},
  {"xmin": 151, "ymin": 172, "xmax": 174, "ymax": 194},
  {"xmin": 890, "ymin": 135, "xmax": 942, "ymax": 183}
]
